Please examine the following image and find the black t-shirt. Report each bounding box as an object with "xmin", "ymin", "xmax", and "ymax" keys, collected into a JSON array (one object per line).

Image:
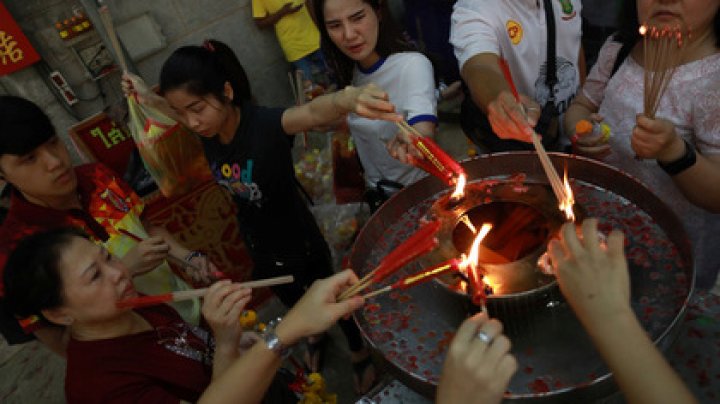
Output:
[{"xmin": 202, "ymin": 104, "xmax": 323, "ymax": 261}]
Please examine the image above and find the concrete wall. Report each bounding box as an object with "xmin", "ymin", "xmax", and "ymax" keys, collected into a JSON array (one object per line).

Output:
[{"xmin": 1, "ymin": 0, "xmax": 294, "ymax": 163}]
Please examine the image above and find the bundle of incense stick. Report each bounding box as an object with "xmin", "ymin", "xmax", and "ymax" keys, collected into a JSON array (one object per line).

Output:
[
  {"xmin": 116, "ymin": 275, "xmax": 295, "ymax": 309},
  {"xmin": 394, "ymin": 121, "xmax": 465, "ymax": 186},
  {"xmin": 339, "ymin": 220, "xmax": 441, "ymax": 301},
  {"xmin": 497, "ymin": 58, "xmax": 569, "ymax": 208},
  {"xmin": 640, "ymin": 23, "xmax": 687, "ymax": 118},
  {"xmin": 362, "ymin": 259, "xmax": 461, "ymax": 299},
  {"xmin": 98, "ymin": 5, "xmax": 128, "ymax": 71}
]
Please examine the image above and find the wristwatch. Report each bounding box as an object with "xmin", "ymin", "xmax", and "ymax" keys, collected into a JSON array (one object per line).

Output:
[
  {"xmin": 657, "ymin": 138, "xmax": 697, "ymax": 176},
  {"xmin": 262, "ymin": 317, "xmax": 291, "ymax": 359}
]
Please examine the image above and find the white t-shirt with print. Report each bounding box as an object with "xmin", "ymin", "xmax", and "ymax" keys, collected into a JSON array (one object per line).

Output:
[
  {"xmin": 348, "ymin": 52, "xmax": 437, "ymax": 189},
  {"xmin": 451, "ymin": 0, "xmax": 583, "ymax": 115}
]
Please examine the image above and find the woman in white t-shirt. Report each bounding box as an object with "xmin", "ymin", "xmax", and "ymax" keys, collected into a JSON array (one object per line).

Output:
[{"xmin": 313, "ymin": 0, "xmax": 438, "ymax": 206}]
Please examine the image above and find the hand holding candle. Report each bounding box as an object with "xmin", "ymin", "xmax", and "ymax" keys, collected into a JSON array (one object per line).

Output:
[
  {"xmin": 362, "ymin": 259, "xmax": 461, "ymax": 299},
  {"xmin": 485, "ymin": 58, "xmax": 540, "ymax": 143},
  {"xmin": 339, "ymin": 220, "xmax": 441, "ymax": 300},
  {"xmin": 498, "ymin": 58, "xmax": 575, "ymax": 221},
  {"xmin": 394, "ymin": 121, "xmax": 465, "ymax": 187}
]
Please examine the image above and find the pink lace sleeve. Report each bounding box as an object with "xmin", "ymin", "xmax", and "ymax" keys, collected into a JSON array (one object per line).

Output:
[
  {"xmin": 692, "ymin": 74, "xmax": 720, "ymax": 155},
  {"xmin": 581, "ymin": 38, "xmax": 623, "ymax": 108}
]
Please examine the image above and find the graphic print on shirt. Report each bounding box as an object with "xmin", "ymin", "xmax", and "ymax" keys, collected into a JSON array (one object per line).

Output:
[
  {"xmin": 533, "ymin": 56, "xmax": 578, "ymax": 114},
  {"xmin": 506, "ymin": 20, "xmax": 523, "ymax": 45},
  {"xmin": 211, "ymin": 159, "xmax": 263, "ymax": 205}
]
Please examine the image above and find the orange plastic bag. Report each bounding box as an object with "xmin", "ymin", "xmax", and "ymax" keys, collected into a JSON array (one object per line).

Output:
[{"xmin": 127, "ymin": 97, "xmax": 212, "ymax": 197}]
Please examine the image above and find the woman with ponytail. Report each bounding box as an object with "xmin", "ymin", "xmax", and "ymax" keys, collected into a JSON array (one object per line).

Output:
[{"xmin": 123, "ymin": 38, "xmax": 386, "ymax": 393}]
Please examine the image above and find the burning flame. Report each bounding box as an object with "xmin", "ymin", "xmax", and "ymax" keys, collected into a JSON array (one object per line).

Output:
[
  {"xmin": 459, "ymin": 223, "xmax": 493, "ymax": 273},
  {"xmin": 450, "ymin": 173, "xmax": 467, "ymax": 201},
  {"xmin": 639, "ymin": 24, "xmax": 648, "ymax": 36},
  {"xmin": 459, "ymin": 214, "xmax": 477, "ymax": 234},
  {"xmin": 559, "ymin": 169, "xmax": 575, "ymax": 222}
]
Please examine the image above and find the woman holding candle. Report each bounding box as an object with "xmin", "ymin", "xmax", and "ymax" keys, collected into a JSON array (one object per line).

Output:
[
  {"xmin": 313, "ymin": 0, "xmax": 440, "ymax": 207},
  {"xmin": 123, "ymin": 38, "xmax": 395, "ymax": 392},
  {"xmin": 562, "ymin": 0, "xmax": 720, "ymax": 288}
]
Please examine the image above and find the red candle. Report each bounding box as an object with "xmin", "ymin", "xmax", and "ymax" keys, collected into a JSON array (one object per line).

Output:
[
  {"xmin": 498, "ymin": 58, "xmax": 520, "ymax": 102},
  {"xmin": 372, "ymin": 220, "xmax": 441, "ymax": 283},
  {"xmin": 411, "ymin": 136, "xmax": 465, "ymax": 186}
]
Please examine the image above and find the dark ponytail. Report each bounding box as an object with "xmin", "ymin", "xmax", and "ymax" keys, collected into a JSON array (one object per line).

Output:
[
  {"xmin": 3, "ymin": 228, "xmax": 88, "ymax": 322},
  {"xmin": 159, "ymin": 39, "xmax": 252, "ymax": 108}
]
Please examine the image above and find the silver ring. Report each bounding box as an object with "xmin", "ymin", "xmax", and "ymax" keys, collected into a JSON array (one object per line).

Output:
[{"xmin": 475, "ymin": 330, "xmax": 492, "ymax": 344}]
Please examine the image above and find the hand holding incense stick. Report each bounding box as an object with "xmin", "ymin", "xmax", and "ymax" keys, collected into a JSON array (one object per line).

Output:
[
  {"xmin": 640, "ymin": 23, "xmax": 687, "ymax": 119},
  {"xmin": 362, "ymin": 259, "xmax": 461, "ymax": 299},
  {"xmin": 498, "ymin": 58, "xmax": 573, "ymax": 217},
  {"xmin": 116, "ymin": 275, "xmax": 294, "ymax": 309},
  {"xmin": 339, "ymin": 220, "xmax": 441, "ymax": 301},
  {"xmin": 394, "ymin": 121, "xmax": 465, "ymax": 186}
]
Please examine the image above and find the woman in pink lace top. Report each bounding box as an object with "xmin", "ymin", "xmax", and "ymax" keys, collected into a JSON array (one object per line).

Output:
[{"xmin": 564, "ymin": 0, "xmax": 720, "ymax": 288}]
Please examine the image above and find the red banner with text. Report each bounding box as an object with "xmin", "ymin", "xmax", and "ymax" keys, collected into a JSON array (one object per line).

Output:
[{"xmin": 0, "ymin": 2, "xmax": 40, "ymax": 76}]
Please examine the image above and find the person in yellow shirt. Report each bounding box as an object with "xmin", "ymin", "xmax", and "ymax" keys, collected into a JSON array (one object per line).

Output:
[{"xmin": 253, "ymin": 0, "xmax": 329, "ymax": 85}]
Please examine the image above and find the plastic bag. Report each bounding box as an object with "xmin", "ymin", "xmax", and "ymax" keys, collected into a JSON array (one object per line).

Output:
[
  {"xmin": 126, "ymin": 97, "xmax": 212, "ymax": 197},
  {"xmin": 294, "ymin": 143, "xmax": 333, "ymax": 205},
  {"xmin": 311, "ymin": 202, "xmax": 369, "ymax": 269}
]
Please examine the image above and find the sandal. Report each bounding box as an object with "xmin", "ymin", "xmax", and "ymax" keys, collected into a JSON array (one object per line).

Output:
[
  {"xmin": 352, "ymin": 354, "xmax": 378, "ymax": 395},
  {"xmin": 304, "ymin": 334, "xmax": 327, "ymax": 373}
]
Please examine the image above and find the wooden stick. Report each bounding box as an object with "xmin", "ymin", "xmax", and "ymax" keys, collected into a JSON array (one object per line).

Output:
[
  {"xmin": 397, "ymin": 120, "xmax": 424, "ymax": 139},
  {"xmin": 338, "ymin": 276, "xmax": 374, "ymax": 301},
  {"xmin": 116, "ymin": 275, "xmax": 295, "ymax": 309},
  {"xmin": 497, "ymin": 57, "xmax": 567, "ymax": 203},
  {"xmin": 288, "ymin": 72, "xmax": 299, "ymax": 103},
  {"xmin": 360, "ymin": 285, "xmax": 392, "ymax": 300},
  {"xmin": 172, "ymin": 275, "xmax": 295, "ymax": 301},
  {"xmin": 97, "ymin": 5, "xmax": 128, "ymax": 72},
  {"xmin": 531, "ymin": 132, "xmax": 566, "ymax": 203}
]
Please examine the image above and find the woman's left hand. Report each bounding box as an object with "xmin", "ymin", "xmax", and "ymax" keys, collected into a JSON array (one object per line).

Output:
[
  {"xmin": 338, "ymin": 84, "xmax": 403, "ymax": 122},
  {"xmin": 187, "ymin": 253, "xmax": 223, "ymax": 285},
  {"xmin": 631, "ymin": 114, "xmax": 685, "ymax": 161},
  {"xmin": 203, "ymin": 281, "xmax": 252, "ymax": 350}
]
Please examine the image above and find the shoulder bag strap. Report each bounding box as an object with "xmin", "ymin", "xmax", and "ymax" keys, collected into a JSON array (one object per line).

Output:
[{"xmin": 542, "ymin": 0, "xmax": 557, "ymax": 99}]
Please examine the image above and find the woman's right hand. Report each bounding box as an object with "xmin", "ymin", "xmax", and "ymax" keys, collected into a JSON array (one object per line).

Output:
[
  {"xmin": 437, "ymin": 313, "xmax": 517, "ymax": 404},
  {"xmin": 487, "ymin": 91, "xmax": 541, "ymax": 143},
  {"xmin": 337, "ymin": 84, "xmax": 403, "ymax": 122},
  {"xmin": 202, "ymin": 281, "xmax": 252, "ymax": 350},
  {"xmin": 275, "ymin": 270, "xmax": 365, "ymax": 346},
  {"xmin": 121, "ymin": 236, "xmax": 171, "ymax": 276}
]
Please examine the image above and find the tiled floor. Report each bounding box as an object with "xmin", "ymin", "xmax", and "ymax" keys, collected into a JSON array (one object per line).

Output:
[{"xmin": 0, "ymin": 103, "xmax": 470, "ymax": 403}]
